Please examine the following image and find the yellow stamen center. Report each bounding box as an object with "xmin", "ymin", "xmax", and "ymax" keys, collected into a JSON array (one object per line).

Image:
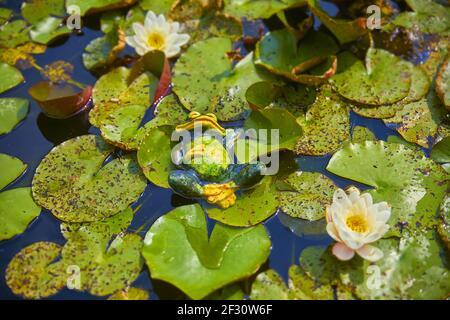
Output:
[
  {"xmin": 147, "ymin": 32, "xmax": 165, "ymax": 50},
  {"xmin": 346, "ymin": 214, "xmax": 368, "ymax": 233}
]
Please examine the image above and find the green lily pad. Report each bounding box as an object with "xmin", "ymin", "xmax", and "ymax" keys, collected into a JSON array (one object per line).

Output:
[
  {"xmin": 205, "ymin": 284, "xmax": 245, "ymax": 300},
  {"xmin": 32, "ymin": 135, "xmax": 147, "ymax": 222},
  {"xmin": 250, "ymin": 269, "xmax": 289, "ymax": 300},
  {"xmin": 66, "ymin": 0, "xmax": 137, "ymax": 16},
  {"xmin": 278, "ymin": 212, "xmax": 327, "ymax": 238},
  {"xmin": 390, "ymin": 0, "xmax": 450, "ymax": 35},
  {"xmin": 331, "ymin": 50, "xmax": 412, "ymax": 105},
  {"xmin": 0, "ymin": 63, "xmax": 24, "ymax": 94},
  {"xmin": 295, "ymin": 85, "xmax": 350, "ymax": 156},
  {"xmin": 223, "ymin": 0, "xmax": 304, "ymax": 20},
  {"xmin": 306, "ymin": 0, "xmax": 367, "ymax": 44},
  {"xmin": 438, "ymin": 194, "xmax": 449, "ymax": 249},
  {"xmin": 0, "ymin": 98, "xmax": 29, "ymax": 135},
  {"xmin": 0, "ymin": 8, "xmax": 12, "ymax": 25},
  {"xmin": 5, "ymin": 242, "xmax": 66, "ymax": 299},
  {"xmin": 205, "ymin": 176, "xmax": 278, "ymax": 227},
  {"xmin": 245, "ymin": 81, "xmax": 316, "ymax": 118},
  {"xmin": 21, "ymin": 0, "xmax": 65, "ymax": 24},
  {"xmin": 276, "ymin": 171, "xmax": 336, "ymax": 221},
  {"xmin": 0, "ymin": 19, "xmax": 30, "ymax": 48},
  {"xmin": 142, "ymin": 204, "xmax": 271, "ymax": 299},
  {"xmin": 172, "ymin": 37, "xmax": 268, "ymax": 121},
  {"xmin": 351, "ymin": 126, "xmax": 376, "ymax": 143},
  {"xmin": 139, "ymin": 0, "xmax": 175, "ymax": 14},
  {"xmin": 0, "ymin": 153, "xmax": 27, "ymax": 190},
  {"xmin": 82, "ymin": 28, "xmax": 125, "ymax": 71},
  {"xmin": 90, "ymin": 66, "xmax": 158, "ymax": 149},
  {"xmin": 235, "ymin": 107, "xmax": 303, "ymax": 162},
  {"xmin": 255, "ymin": 29, "xmax": 339, "ymax": 84},
  {"xmin": 60, "ymin": 218, "xmax": 143, "ymax": 296},
  {"xmin": 0, "ymin": 188, "xmax": 41, "ymax": 241},
  {"xmin": 28, "ymin": 15, "xmax": 70, "ymax": 45},
  {"xmin": 108, "ymin": 287, "xmax": 149, "ymax": 300},
  {"xmin": 327, "ymin": 141, "xmax": 450, "ymax": 237},
  {"xmin": 436, "ymin": 55, "xmax": 450, "ymax": 109},
  {"xmin": 137, "ymin": 125, "xmax": 174, "ymax": 189},
  {"xmin": 431, "ymin": 137, "xmax": 450, "ymax": 163}
]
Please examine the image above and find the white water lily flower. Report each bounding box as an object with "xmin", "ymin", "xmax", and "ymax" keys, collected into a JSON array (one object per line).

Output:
[
  {"xmin": 125, "ymin": 11, "xmax": 190, "ymax": 58},
  {"xmin": 326, "ymin": 187, "xmax": 391, "ymax": 262}
]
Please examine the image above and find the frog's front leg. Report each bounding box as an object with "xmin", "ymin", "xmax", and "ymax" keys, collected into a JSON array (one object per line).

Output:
[{"xmin": 168, "ymin": 170, "xmax": 204, "ymax": 198}]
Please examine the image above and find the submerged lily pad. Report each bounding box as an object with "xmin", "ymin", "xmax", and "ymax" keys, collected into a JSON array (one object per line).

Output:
[
  {"xmin": 295, "ymin": 85, "xmax": 350, "ymax": 156},
  {"xmin": 390, "ymin": 0, "xmax": 450, "ymax": 35},
  {"xmin": 331, "ymin": 50, "xmax": 412, "ymax": 105},
  {"xmin": 137, "ymin": 125, "xmax": 174, "ymax": 189},
  {"xmin": 0, "ymin": 153, "xmax": 27, "ymax": 190},
  {"xmin": 142, "ymin": 204, "xmax": 271, "ymax": 300},
  {"xmin": 255, "ymin": 29, "xmax": 339, "ymax": 84},
  {"xmin": 172, "ymin": 37, "xmax": 268, "ymax": 121},
  {"xmin": 108, "ymin": 287, "xmax": 149, "ymax": 300},
  {"xmin": 276, "ymin": 171, "xmax": 336, "ymax": 221},
  {"xmin": 6, "ymin": 242, "xmax": 66, "ymax": 299},
  {"xmin": 307, "ymin": 0, "xmax": 367, "ymax": 44},
  {"xmin": 0, "ymin": 63, "xmax": 24, "ymax": 94},
  {"xmin": 327, "ymin": 141, "xmax": 450, "ymax": 236},
  {"xmin": 32, "ymin": 135, "xmax": 147, "ymax": 222},
  {"xmin": 0, "ymin": 98, "xmax": 29, "ymax": 135},
  {"xmin": 205, "ymin": 177, "xmax": 278, "ymax": 227}
]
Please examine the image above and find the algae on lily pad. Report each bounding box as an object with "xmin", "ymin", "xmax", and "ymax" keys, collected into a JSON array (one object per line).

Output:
[
  {"xmin": 5, "ymin": 242, "xmax": 67, "ymax": 299},
  {"xmin": 172, "ymin": 37, "xmax": 268, "ymax": 121},
  {"xmin": 331, "ymin": 49, "xmax": 412, "ymax": 105},
  {"xmin": 0, "ymin": 98, "xmax": 29, "ymax": 135},
  {"xmin": 276, "ymin": 171, "xmax": 336, "ymax": 221},
  {"xmin": 255, "ymin": 29, "xmax": 339, "ymax": 84},
  {"xmin": 90, "ymin": 66, "xmax": 158, "ymax": 150},
  {"xmin": 142, "ymin": 204, "xmax": 271, "ymax": 300},
  {"xmin": 295, "ymin": 85, "xmax": 350, "ymax": 156},
  {"xmin": 205, "ymin": 177, "xmax": 278, "ymax": 227},
  {"xmin": 32, "ymin": 135, "xmax": 147, "ymax": 222},
  {"xmin": 0, "ymin": 63, "xmax": 24, "ymax": 94},
  {"xmin": 327, "ymin": 141, "xmax": 450, "ymax": 237}
]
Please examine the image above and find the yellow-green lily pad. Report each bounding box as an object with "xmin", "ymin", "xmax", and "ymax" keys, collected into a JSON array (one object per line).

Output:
[
  {"xmin": 32, "ymin": 135, "xmax": 147, "ymax": 222},
  {"xmin": 142, "ymin": 204, "xmax": 271, "ymax": 299},
  {"xmin": 108, "ymin": 287, "xmax": 149, "ymax": 300},
  {"xmin": 172, "ymin": 37, "xmax": 268, "ymax": 121},
  {"xmin": 0, "ymin": 63, "xmax": 24, "ymax": 94},
  {"xmin": 66, "ymin": 0, "xmax": 137, "ymax": 16},
  {"xmin": 0, "ymin": 153, "xmax": 27, "ymax": 190},
  {"xmin": 331, "ymin": 49, "xmax": 412, "ymax": 105},
  {"xmin": 436, "ymin": 55, "xmax": 450, "ymax": 109},
  {"xmin": 0, "ymin": 98, "xmax": 29, "ymax": 135},
  {"xmin": 276, "ymin": 171, "xmax": 336, "ymax": 221}
]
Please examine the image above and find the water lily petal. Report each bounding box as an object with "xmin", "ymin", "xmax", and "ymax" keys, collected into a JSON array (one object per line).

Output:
[
  {"xmin": 356, "ymin": 244, "xmax": 384, "ymax": 262},
  {"xmin": 326, "ymin": 223, "xmax": 342, "ymax": 242},
  {"xmin": 332, "ymin": 242, "xmax": 355, "ymax": 261}
]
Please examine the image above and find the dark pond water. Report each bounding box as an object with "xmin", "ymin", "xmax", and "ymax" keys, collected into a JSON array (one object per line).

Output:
[{"xmin": 0, "ymin": 0, "xmax": 408, "ymax": 300}]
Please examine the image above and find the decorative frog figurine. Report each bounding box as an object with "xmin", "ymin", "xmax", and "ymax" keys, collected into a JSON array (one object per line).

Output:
[{"xmin": 168, "ymin": 112, "xmax": 266, "ymax": 209}]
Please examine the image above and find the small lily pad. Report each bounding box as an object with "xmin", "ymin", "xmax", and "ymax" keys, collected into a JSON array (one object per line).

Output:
[
  {"xmin": 5, "ymin": 242, "xmax": 66, "ymax": 299},
  {"xmin": 108, "ymin": 287, "xmax": 149, "ymax": 300},
  {"xmin": 276, "ymin": 171, "xmax": 336, "ymax": 221},
  {"xmin": 32, "ymin": 135, "xmax": 147, "ymax": 222},
  {"xmin": 205, "ymin": 177, "xmax": 278, "ymax": 227},
  {"xmin": 0, "ymin": 98, "xmax": 29, "ymax": 135},
  {"xmin": 0, "ymin": 153, "xmax": 27, "ymax": 190},
  {"xmin": 0, "ymin": 20, "xmax": 30, "ymax": 48},
  {"xmin": 0, "ymin": 63, "xmax": 24, "ymax": 94},
  {"xmin": 142, "ymin": 204, "xmax": 271, "ymax": 299},
  {"xmin": 331, "ymin": 50, "xmax": 412, "ymax": 105},
  {"xmin": 172, "ymin": 37, "xmax": 268, "ymax": 121},
  {"xmin": 327, "ymin": 141, "xmax": 450, "ymax": 237},
  {"xmin": 295, "ymin": 85, "xmax": 350, "ymax": 156},
  {"xmin": 307, "ymin": 0, "xmax": 367, "ymax": 44},
  {"xmin": 255, "ymin": 28, "xmax": 339, "ymax": 84},
  {"xmin": 82, "ymin": 28, "xmax": 125, "ymax": 71},
  {"xmin": 137, "ymin": 125, "xmax": 174, "ymax": 189}
]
